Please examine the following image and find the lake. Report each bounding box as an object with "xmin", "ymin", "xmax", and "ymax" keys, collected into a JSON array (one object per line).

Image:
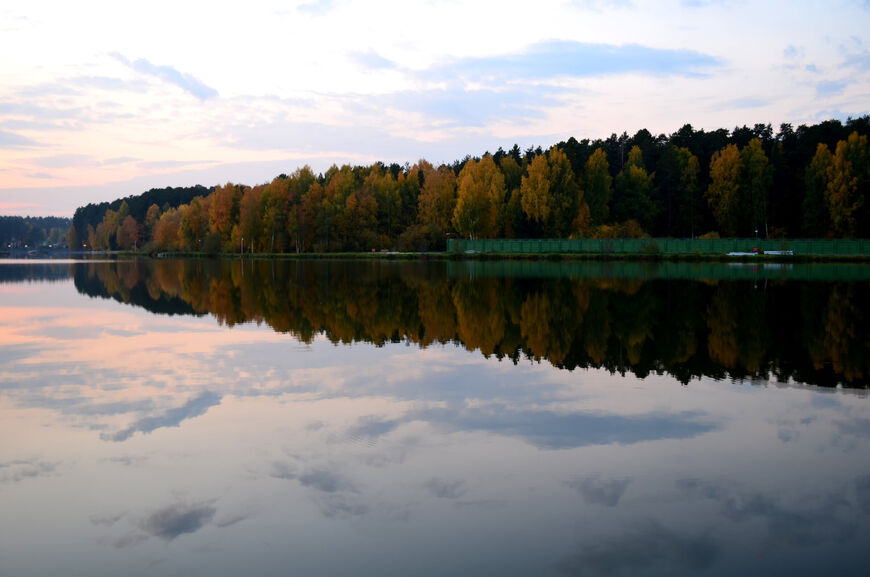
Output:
[{"xmin": 1, "ymin": 258, "xmax": 868, "ymax": 576}]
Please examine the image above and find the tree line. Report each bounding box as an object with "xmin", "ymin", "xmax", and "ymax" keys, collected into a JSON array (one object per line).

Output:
[
  {"xmin": 73, "ymin": 259, "xmax": 868, "ymax": 387},
  {"xmin": 69, "ymin": 116, "xmax": 870, "ymax": 253},
  {"xmin": 1, "ymin": 215, "xmax": 71, "ymax": 249}
]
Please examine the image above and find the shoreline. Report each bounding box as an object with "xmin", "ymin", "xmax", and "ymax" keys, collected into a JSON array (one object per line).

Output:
[{"xmin": 5, "ymin": 249, "xmax": 870, "ymax": 264}]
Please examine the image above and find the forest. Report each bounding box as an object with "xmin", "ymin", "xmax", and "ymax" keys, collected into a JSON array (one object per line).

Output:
[
  {"xmin": 68, "ymin": 117, "xmax": 870, "ymax": 253},
  {"xmin": 1, "ymin": 215, "xmax": 71, "ymax": 249}
]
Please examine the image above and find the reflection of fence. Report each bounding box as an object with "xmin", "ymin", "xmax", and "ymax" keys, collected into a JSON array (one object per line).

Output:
[
  {"xmin": 446, "ymin": 238, "xmax": 870, "ymax": 256},
  {"xmin": 444, "ymin": 261, "xmax": 870, "ymax": 282}
]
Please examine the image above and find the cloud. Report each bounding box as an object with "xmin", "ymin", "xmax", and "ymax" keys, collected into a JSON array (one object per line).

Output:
[
  {"xmin": 0, "ymin": 129, "xmax": 39, "ymax": 148},
  {"xmin": 137, "ymin": 159, "xmax": 218, "ymax": 170},
  {"xmin": 424, "ymin": 477, "xmax": 467, "ymax": 499},
  {"xmin": 350, "ymin": 51, "xmax": 396, "ymax": 70},
  {"xmin": 681, "ymin": 0, "xmax": 729, "ymax": 6},
  {"xmin": 431, "ymin": 41, "xmax": 719, "ymax": 82},
  {"xmin": 722, "ymin": 98, "xmax": 768, "ymax": 109},
  {"xmin": 816, "ymin": 81, "xmax": 848, "ymax": 97},
  {"xmin": 102, "ymin": 391, "xmax": 221, "ymax": 442},
  {"xmin": 102, "ymin": 156, "xmax": 140, "ymax": 166},
  {"xmin": 111, "ymin": 53, "xmax": 219, "ymax": 100},
  {"xmin": 784, "ymin": 45, "xmax": 802, "ymax": 59},
  {"xmin": 25, "ymin": 172, "xmax": 55, "ymax": 179},
  {"xmin": 383, "ymin": 85, "xmax": 558, "ymax": 127},
  {"xmin": 570, "ymin": 0, "xmax": 634, "ymax": 10},
  {"xmin": 565, "ymin": 475, "xmax": 631, "ymax": 507},
  {"xmin": 844, "ymin": 50, "xmax": 870, "ymax": 71},
  {"xmin": 297, "ymin": 0, "xmax": 337, "ymax": 15},
  {"xmin": 138, "ymin": 501, "xmax": 217, "ymax": 541},
  {"xmin": 555, "ymin": 520, "xmax": 718, "ymax": 575},
  {"xmin": 33, "ymin": 153, "xmax": 98, "ymax": 168},
  {"xmin": 0, "ymin": 201, "xmax": 43, "ymax": 212}
]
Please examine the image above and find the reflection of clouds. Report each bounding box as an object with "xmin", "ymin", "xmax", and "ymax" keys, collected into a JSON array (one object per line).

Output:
[
  {"xmin": 556, "ymin": 520, "xmax": 718, "ymax": 576},
  {"xmin": 835, "ymin": 418, "xmax": 870, "ymax": 440},
  {"xmin": 565, "ymin": 475, "xmax": 631, "ymax": 507},
  {"xmin": 270, "ymin": 460, "xmax": 298, "ymax": 480},
  {"xmin": 101, "ymin": 500, "xmax": 221, "ymax": 548},
  {"xmin": 214, "ymin": 513, "xmax": 249, "ymax": 528},
  {"xmin": 15, "ymin": 394, "xmax": 154, "ymax": 416},
  {"xmin": 0, "ymin": 459, "xmax": 58, "ymax": 483},
  {"xmin": 298, "ymin": 469, "xmax": 357, "ymax": 494},
  {"xmin": 89, "ymin": 512, "xmax": 126, "ymax": 526},
  {"xmin": 270, "ymin": 459, "xmax": 370, "ymax": 520},
  {"xmin": 271, "ymin": 457, "xmax": 358, "ymax": 493},
  {"xmin": 420, "ymin": 406, "xmax": 714, "ymax": 449},
  {"xmin": 139, "ymin": 500, "xmax": 217, "ymax": 541},
  {"xmin": 855, "ymin": 475, "xmax": 870, "ymax": 514},
  {"xmin": 101, "ymin": 391, "xmax": 221, "ymax": 442},
  {"xmin": 677, "ymin": 478, "xmax": 857, "ymax": 552},
  {"xmin": 316, "ymin": 494, "xmax": 369, "ymax": 519},
  {"xmin": 424, "ymin": 477, "xmax": 466, "ymax": 499},
  {"xmin": 344, "ymin": 415, "xmax": 402, "ymax": 445},
  {"xmin": 452, "ymin": 499, "xmax": 507, "ymax": 511}
]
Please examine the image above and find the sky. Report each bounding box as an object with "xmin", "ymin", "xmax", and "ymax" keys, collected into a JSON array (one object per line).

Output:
[{"xmin": 1, "ymin": 0, "xmax": 869, "ymax": 217}]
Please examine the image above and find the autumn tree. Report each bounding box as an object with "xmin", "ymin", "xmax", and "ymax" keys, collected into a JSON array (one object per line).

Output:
[
  {"xmin": 826, "ymin": 131, "xmax": 868, "ymax": 237},
  {"xmin": 418, "ymin": 162, "xmax": 457, "ymax": 235},
  {"xmin": 261, "ymin": 177, "xmax": 290, "ymax": 253},
  {"xmin": 520, "ymin": 153, "xmax": 551, "ymax": 227},
  {"xmin": 453, "ymin": 154, "xmax": 505, "ymax": 239},
  {"xmin": 612, "ymin": 145, "xmax": 657, "ymax": 231},
  {"xmin": 676, "ymin": 148, "xmax": 701, "ymax": 238},
  {"xmin": 740, "ymin": 138, "xmax": 772, "ymax": 237},
  {"xmin": 179, "ymin": 196, "xmax": 210, "ymax": 251},
  {"xmin": 343, "ymin": 183, "xmax": 379, "ymax": 250},
  {"xmin": 153, "ymin": 208, "xmax": 182, "ymax": 251},
  {"xmin": 520, "ymin": 148, "xmax": 583, "ymax": 237},
  {"xmin": 286, "ymin": 166, "xmax": 316, "ymax": 252},
  {"xmin": 583, "ymin": 148, "xmax": 612, "ymax": 227},
  {"xmin": 706, "ymin": 144, "xmax": 742, "ymax": 236},
  {"xmin": 117, "ymin": 215, "xmax": 141, "ymax": 250},
  {"xmin": 802, "ymin": 143, "xmax": 832, "ymax": 237},
  {"xmin": 499, "ymin": 155, "xmax": 524, "ymax": 237},
  {"xmin": 67, "ymin": 226, "xmax": 81, "ymax": 250},
  {"xmin": 299, "ymin": 182, "xmax": 326, "ymax": 252},
  {"xmin": 144, "ymin": 204, "xmax": 161, "ymax": 241},
  {"xmin": 209, "ymin": 183, "xmax": 241, "ymax": 249},
  {"xmin": 324, "ymin": 165, "xmax": 358, "ymax": 250},
  {"xmin": 235, "ymin": 186, "xmax": 262, "ymax": 252},
  {"xmin": 366, "ymin": 164, "xmax": 401, "ymax": 243}
]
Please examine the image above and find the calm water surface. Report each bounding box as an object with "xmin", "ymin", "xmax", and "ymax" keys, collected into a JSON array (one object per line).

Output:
[{"xmin": 1, "ymin": 258, "xmax": 868, "ymax": 577}]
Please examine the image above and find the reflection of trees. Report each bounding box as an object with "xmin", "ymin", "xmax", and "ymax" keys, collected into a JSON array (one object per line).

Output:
[
  {"xmin": 73, "ymin": 260, "xmax": 868, "ymax": 388},
  {"xmin": 707, "ymin": 286, "xmax": 740, "ymax": 369},
  {"xmin": 808, "ymin": 284, "xmax": 868, "ymax": 383}
]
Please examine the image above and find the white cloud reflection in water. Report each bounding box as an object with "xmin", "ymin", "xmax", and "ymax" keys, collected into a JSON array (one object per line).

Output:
[{"xmin": 0, "ymin": 277, "xmax": 869, "ymax": 576}]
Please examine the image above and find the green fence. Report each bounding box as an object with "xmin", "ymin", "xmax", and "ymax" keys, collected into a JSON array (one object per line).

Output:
[{"xmin": 446, "ymin": 238, "xmax": 870, "ymax": 256}]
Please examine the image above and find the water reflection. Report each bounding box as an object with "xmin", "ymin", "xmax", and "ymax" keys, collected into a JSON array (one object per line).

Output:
[
  {"xmin": 64, "ymin": 259, "xmax": 870, "ymax": 387},
  {"xmin": 0, "ymin": 260, "xmax": 868, "ymax": 576}
]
